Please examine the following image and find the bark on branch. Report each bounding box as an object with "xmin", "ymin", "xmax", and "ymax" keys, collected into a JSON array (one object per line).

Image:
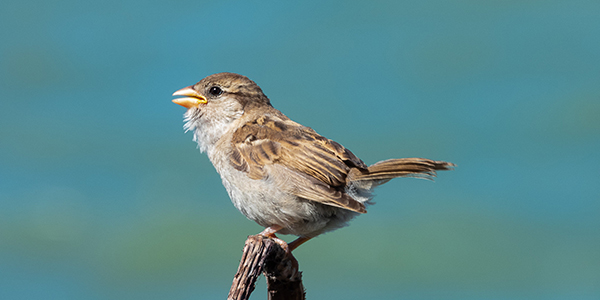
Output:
[{"xmin": 227, "ymin": 235, "xmax": 305, "ymax": 300}]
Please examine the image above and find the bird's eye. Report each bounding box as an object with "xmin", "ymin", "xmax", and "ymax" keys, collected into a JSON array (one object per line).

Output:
[{"xmin": 208, "ymin": 86, "xmax": 223, "ymax": 96}]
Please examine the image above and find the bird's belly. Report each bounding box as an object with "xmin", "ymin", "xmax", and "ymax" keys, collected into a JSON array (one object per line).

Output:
[
  {"xmin": 210, "ymin": 149, "xmax": 361, "ymax": 237},
  {"xmin": 218, "ymin": 168, "xmax": 343, "ymax": 237}
]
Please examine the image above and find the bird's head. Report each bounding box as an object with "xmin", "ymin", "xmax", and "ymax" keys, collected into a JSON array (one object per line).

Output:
[{"xmin": 172, "ymin": 72, "xmax": 272, "ymax": 153}]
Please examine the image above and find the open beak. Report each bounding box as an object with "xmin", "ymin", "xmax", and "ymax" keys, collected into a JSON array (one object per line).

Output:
[{"xmin": 172, "ymin": 86, "xmax": 208, "ymax": 108}]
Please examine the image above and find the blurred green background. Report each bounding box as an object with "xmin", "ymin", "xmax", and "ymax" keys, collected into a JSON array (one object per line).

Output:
[{"xmin": 1, "ymin": 1, "xmax": 599, "ymax": 299}]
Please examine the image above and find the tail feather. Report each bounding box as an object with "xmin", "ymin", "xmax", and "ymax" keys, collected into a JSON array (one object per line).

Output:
[{"xmin": 348, "ymin": 158, "xmax": 455, "ymax": 182}]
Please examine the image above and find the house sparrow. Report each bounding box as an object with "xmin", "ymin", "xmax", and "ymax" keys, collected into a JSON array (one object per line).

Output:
[{"xmin": 173, "ymin": 72, "xmax": 454, "ymax": 251}]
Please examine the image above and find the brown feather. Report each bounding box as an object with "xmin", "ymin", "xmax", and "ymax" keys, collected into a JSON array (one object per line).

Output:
[
  {"xmin": 347, "ymin": 158, "xmax": 455, "ymax": 182},
  {"xmin": 230, "ymin": 114, "xmax": 368, "ymax": 213},
  {"xmin": 229, "ymin": 114, "xmax": 453, "ymax": 214}
]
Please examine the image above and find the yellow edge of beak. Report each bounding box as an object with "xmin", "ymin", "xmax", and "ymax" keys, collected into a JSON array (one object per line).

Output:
[{"xmin": 172, "ymin": 87, "xmax": 208, "ymax": 108}]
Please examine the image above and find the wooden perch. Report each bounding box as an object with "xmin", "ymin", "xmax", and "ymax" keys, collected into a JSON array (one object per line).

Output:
[{"xmin": 227, "ymin": 235, "xmax": 305, "ymax": 300}]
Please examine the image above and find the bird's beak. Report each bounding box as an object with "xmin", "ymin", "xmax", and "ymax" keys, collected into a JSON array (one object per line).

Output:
[{"xmin": 172, "ymin": 86, "xmax": 208, "ymax": 108}]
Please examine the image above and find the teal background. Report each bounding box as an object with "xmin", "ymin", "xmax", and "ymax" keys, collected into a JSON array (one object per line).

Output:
[{"xmin": 1, "ymin": 1, "xmax": 599, "ymax": 299}]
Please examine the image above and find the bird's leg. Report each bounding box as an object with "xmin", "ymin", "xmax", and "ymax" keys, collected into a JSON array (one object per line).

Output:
[
  {"xmin": 258, "ymin": 225, "xmax": 289, "ymax": 253},
  {"xmin": 288, "ymin": 236, "xmax": 312, "ymax": 251}
]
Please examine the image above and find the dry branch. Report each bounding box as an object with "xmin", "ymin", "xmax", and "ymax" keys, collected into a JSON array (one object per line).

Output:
[{"xmin": 227, "ymin": 235, "xmax": 305, "ymax": 300}]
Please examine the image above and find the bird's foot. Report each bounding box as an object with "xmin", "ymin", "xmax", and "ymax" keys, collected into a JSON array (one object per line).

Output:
[{"xmin": 258, "ymin": 225, "xmax": 288, "ymax": 250}]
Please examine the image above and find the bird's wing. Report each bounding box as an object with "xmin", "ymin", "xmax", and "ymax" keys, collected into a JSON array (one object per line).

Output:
[{"xmin": 229, "ymin": 115, "xmax": 368, "ymax": 213}]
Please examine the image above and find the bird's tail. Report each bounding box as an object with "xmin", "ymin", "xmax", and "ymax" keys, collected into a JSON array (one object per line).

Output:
[{"xmin": 348, "ymin": 158, "xmax": 455, "ymax": 183}]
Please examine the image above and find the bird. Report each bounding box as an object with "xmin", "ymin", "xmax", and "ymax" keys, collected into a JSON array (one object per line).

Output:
[{"xmin": 172, "ymin": 72, "xmax": 454, "ymax": 252}]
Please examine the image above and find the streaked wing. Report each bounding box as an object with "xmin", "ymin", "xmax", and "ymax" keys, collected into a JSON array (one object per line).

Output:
[{"xmin": 230, "ymin": 115, "xmax": 368, "ymax": 213}]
